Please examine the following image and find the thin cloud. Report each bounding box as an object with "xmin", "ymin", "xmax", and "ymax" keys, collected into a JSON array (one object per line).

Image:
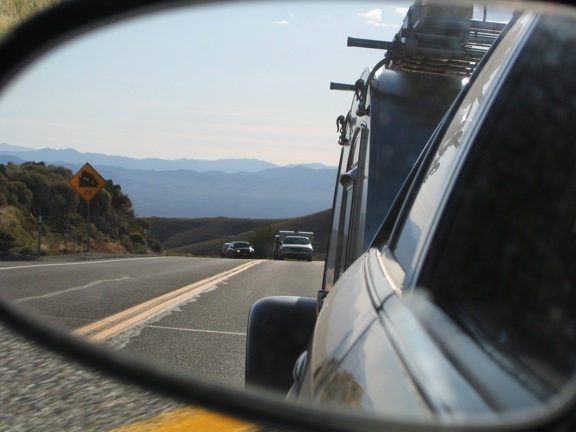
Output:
[
  {"xmin": 394, "ymin": 7, "xmax": 409, "ymax": 16},
  {"xmin": 357, "ymin": 8, "xmax": 384, "ymax": 27},
  {"xmin": 275, "ymin": 10, "xmax": 294, "ymax": 25}
]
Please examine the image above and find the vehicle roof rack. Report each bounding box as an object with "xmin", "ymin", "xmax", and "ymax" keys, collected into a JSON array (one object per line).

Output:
[{"xmin": 335, "ymin": 1, "xmax": 507, "ymax": 83}]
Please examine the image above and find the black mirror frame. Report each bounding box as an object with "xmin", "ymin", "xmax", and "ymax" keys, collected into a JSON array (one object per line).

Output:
[{"xmin": 1, "ymin": 1, "xmax": 576, "ymax": 431}]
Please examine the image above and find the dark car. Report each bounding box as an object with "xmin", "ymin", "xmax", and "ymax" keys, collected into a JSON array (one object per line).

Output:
[
  {"xmin": 226, "ymin": 241, "xmax": 255, "ymax": 259},
  {"xmin": 247, "ymin": 9, "xmax": 576, "ymax": 422}
]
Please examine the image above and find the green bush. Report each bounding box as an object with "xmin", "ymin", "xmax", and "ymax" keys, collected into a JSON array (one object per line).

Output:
[
  {"xmin": 249, "ymin": 225, "xmax": 277, "ymax": 259},
  {"xmin": 16, "ymin": 246, "xmax": 36, "ymax": 256},
  {"xmin": 147, "ymin": 239, "xmax": 163, "ymax": 253},
  {"xmin": 0, "ymin": 162, "xmax": 164, "ymax": 257},
  {"xmin": 0, "ymin": 230, "xmax": 16, "ymax": 251},
  {"xmin": 132, "ymin": 244, "xmax": 148, "ymax": 255},
  {"xmin": 129, "ymin": 232, "xmax": 145, "ymax": 245}
]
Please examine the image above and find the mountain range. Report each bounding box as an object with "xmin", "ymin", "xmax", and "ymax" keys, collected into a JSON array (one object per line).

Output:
[
  {"xmin": 0, "ymin": 144, "xmax": 338, "ymax": 219},
  {"xmin": 0, "ymin": 143, "xmax": 331, "ymax": 173}
]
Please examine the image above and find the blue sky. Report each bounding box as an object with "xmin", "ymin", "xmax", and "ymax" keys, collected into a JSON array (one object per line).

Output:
[{"xmin": 0, "ymin": 1, "xmax": 510, "ymax": 166}]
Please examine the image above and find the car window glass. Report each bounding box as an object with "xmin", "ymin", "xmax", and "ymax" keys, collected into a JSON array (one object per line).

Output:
[
  {"xmin": 391, "ymin": 13, "xmax": 527, "ymax": 278},
  {"xmin": 420, "ymin": 13, "xmax": 576, "ymax": 392},
  {"xmin": 332, "ymin": 128, "xmax": 362, "ymax": 280}
]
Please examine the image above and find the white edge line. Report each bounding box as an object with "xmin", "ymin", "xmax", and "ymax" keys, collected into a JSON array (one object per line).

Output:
[
  {"xmin": 0, "ymin": 256, "xmax": 167, "ymax": 271},
  {"xmin": 145, "ymin": 324, "xmax": 246, "ymax": 336}
]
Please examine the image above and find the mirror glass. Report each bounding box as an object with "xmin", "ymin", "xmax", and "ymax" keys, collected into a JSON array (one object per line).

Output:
[
  {"xmin": 0, "ymin": 0, "xmax": 415, "ymax": 387},
  {"xmin": 1, "ymin": 0, "xmax": 576, "ymax": 428}
]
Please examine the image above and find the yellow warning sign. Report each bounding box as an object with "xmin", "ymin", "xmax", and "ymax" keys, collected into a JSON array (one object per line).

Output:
[{"xmin": 69, "ymin": 162, "xmax": 106, "ymax": 202}]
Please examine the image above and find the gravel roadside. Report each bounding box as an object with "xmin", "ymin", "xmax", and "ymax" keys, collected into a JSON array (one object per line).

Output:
[{"xmin": 0, "ymin": 317, "xmax": 186, "ymax": 431}]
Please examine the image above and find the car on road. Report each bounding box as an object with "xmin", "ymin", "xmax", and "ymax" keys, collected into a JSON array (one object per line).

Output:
[
  {"xmin": 277, "ymin": 236, "xmax": 314, "ymax": 262},
  {"xmin": 226, "ymin": 241, "xmax": 255, "ymax": 259}
]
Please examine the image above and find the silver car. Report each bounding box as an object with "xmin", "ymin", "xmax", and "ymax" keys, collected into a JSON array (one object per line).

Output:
[{"xmin": 277, "ymin": 236, "xmax": 314, "ymax": 262}]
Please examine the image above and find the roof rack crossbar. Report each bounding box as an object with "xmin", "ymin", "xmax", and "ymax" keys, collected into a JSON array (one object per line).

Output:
[
  {"xmin": 347, "ymin": 37, "xmax": 397, "ymax": 51},
  {"xmin": 330, "ymin": 82, "xmax": 356, "ymax": 92}
]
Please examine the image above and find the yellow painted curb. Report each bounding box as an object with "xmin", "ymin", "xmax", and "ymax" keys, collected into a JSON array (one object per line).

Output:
[{"xmin": 109, "ymin": 407, "xmax": 257, "ymax": 432}]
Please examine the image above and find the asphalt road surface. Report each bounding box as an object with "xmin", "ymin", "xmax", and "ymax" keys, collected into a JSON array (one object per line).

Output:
[{"xmin": 0, "ymin": 255, "xmax": 323, "ymax": 431}]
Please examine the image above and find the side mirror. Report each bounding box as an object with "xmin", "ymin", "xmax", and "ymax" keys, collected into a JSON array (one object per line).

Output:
[{"xmin": 3, "ymin": 1, "xmax": 576, "ymax": 432}]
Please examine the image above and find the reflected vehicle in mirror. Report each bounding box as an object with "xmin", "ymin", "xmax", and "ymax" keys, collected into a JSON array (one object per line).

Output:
[
  {"xmin": 277, "ymin": 236, "xmax": 314, "ymax": 261},
  {"xmin": 322, "ymin": 2, "xmax": 484, "ymax": 289},
  {"xmin": 221, "ymin": 242, "xmax": 230, "ymax": 258},
  {"xmin": 226, "ymin": 241, "xmax": 255, "ymax": 259}
]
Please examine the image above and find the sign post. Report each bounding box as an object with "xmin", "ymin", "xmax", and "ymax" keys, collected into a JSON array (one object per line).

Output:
[
  {"xmin": 37, "ymin": 211, "xmax": 42, "ymax": 258},
  {"xmin": 69, "ymin": 163, "xmax": 106, "ymax": 252}
]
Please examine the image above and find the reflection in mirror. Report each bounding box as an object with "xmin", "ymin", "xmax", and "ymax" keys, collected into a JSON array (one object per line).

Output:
[
  {"xmin": 2, "ymin": 0, "xmax": 576, "ymax": 429},
  {"xmin": 0, "ymin": 0, "xmax": 410, "ymax": 388}
]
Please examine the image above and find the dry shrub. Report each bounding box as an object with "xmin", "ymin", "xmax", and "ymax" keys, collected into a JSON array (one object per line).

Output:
[{"xmin": 0, "ymin": 0, "xmax": 60, "ymax": 34}]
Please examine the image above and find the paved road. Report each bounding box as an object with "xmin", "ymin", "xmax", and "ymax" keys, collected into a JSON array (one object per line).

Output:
[
  {"xmin": 0, "ymin": 255, "xmax": 323, "ymax": 430},
  {"xmin": 1, "ymin": 256, "xmax": 245, "ymax": 329},
  {"xmin": 111, "ymin": 258, "xmax": 322, "ymax": 387}
]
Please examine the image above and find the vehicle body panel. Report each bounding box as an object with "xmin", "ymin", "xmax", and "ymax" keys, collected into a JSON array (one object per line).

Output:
[
  {"xmin": 293, "ymin": 10, "xmax": 576, "ymax": 419},
  {"xmin": 322, "ymin": 66, "xmax": 464, "ymax": 290}
]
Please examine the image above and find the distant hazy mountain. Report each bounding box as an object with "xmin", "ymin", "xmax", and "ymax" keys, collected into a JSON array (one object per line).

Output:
[
  {"xmin": 0, "ymin": 143, "xmax": 334, "ymax": 173},
  {"xmin": 69, "ymin": 163, "xmax": 336, "ymax": 218},
  {"xmin": 0, "ymin": 143, "xmax": 36, "ymax": 152},
  {"xmin": 0, "ymin": 144, "xmax": 337, "ymax": 218},
  {"xmin": 0, "ymin": 155, "xmax": 27, "ymax": 165}
]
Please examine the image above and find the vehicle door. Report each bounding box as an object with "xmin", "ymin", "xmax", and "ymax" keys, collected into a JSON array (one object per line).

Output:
[{"xmin": 293, "ymin": 11, "xmax": 574, "ymax": 419}]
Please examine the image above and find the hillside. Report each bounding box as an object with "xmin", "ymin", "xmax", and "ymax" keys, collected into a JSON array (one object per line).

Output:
[
  {"xmin": 0, "ymin": 161, "xmax": 160, "ymax": 258},
  {"xmin": 152, "ymin": 209, "xmax": 332, "ymax": 259},
  {"xmin": 0, "ymin": 0, "xmax": 60, "ymax": 36},
  {"xmin": 150, "ymin": 217, "xmax": 281, "ymax": 249},
  {"xmin": 0, "ymin": 159, "xmax": 333, "ymax": 260}
]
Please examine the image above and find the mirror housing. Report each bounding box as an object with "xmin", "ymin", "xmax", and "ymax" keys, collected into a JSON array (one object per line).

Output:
[{"xmin": 245, "ymin": 296, "xmax": 317, "ymax": 392}]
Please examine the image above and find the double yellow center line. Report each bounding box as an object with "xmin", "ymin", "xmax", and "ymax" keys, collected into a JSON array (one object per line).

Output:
[{"xmin": 73, "ymin": 260, "xmax": 261, "ymax": 343}]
